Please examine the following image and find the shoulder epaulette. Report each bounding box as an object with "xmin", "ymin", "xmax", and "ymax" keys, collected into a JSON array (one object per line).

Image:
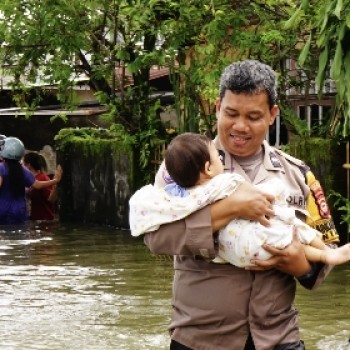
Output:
[{"xmin": 274, "ymin": 149, "xmax": 310, "ymax": 176}]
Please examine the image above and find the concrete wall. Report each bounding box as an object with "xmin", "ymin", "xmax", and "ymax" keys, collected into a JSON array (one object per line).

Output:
[{"xmin": 56, "ymin": 131, "xmax": 134, "ymax": 228}]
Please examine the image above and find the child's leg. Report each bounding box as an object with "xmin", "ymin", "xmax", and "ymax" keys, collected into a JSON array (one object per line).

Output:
[
  {"xmin": 304, "ymin": 241, "xmax": 350, "ymax": 265},
  {"xmin": 302, "ymin": 236, "xmax": 328, "ymax": 263},
  {"xmin": 308, "ymin": 236, "xmax": 327, "ymax": 250},
  {"xmin": 303, "ymin": 244, "xmax": 327, "ymax": 263}
]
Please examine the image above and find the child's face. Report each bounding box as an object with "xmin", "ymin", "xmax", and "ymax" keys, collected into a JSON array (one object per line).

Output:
[{"xmin": 208, "ymin": 142, "xmax": 224, "ymax": 177}]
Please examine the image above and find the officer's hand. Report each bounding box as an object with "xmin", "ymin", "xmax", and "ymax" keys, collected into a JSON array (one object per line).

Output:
[
  {"xmin": 211, "ymin": 182, "xmax": 275, "ymax": 232},
  {"xmin": 232, "ymin": 182, "xmax": 275, "ymax": 227},
  {"xmin": 246, "ymin": 226, "xmax": 312, "ymax": 277}
]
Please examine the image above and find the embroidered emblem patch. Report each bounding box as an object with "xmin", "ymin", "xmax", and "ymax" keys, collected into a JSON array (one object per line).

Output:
[{"xmin": 309, "ymin": 179, "xmax": 330, "ymax": 218}]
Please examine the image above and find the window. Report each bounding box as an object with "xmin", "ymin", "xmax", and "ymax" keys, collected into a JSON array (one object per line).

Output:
[{"xmin": 298, "ymin": 104, "xmax": 332, "ymax": 131}]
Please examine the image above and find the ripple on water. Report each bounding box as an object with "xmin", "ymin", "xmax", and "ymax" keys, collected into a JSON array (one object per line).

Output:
[
  {"xmin": 1, "ymin": 223, "xmax": 349, "ymax": 350},
  {"xmin": 0, "ymin": 223, "xmax": 173, "ymax": 350}
]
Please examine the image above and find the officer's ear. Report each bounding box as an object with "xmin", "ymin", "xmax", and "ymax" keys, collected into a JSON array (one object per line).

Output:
[{"xmin": 269, "ymin": 105, "xmax": 279, "ymax": 125}]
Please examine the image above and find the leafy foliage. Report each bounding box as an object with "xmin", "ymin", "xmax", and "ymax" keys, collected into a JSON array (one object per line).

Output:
[
  {"xmin": 0, "ymin": 0, "xmax": 315, "ymax": 178},
  {"xmin": 329, "ymin": 190, "xmax": 350, "ymax": 230},
  {"xmin": 287, "ymin": 0, "xmax": 350, "ymax": 138}
]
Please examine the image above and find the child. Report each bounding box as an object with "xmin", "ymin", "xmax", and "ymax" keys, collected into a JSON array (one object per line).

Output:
[
  {"xmin": 129, "ymin": 133, "xmax": 350, "ymax": 267},
  {"xmin": 23, "ymin": 151, "xmax": 58, "ymax": 221}
]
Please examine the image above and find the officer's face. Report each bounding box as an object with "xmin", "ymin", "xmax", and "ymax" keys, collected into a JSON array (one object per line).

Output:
[{"xmin": 216, "ymin": 90, "xmax": 278, "ymax": 157}]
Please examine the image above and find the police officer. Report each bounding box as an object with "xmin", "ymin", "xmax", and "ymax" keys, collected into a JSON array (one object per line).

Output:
[{"xmin": 144, "ymin": 60, "xmax": 338, "ymax": 350}]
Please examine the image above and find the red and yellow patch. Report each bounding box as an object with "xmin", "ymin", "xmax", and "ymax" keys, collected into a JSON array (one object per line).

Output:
[{"xmin": 305, "ymin": 171, "xmax": 339, "ymax": 244}]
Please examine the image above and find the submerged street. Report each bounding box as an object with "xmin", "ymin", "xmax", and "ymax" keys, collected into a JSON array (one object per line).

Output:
[{"xmin": 0, "ymin": 223, "xmax": 349, "ymax": 350}]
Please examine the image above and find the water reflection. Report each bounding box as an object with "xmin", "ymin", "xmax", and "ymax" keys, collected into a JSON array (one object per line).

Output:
[
  {"xmin": 296, "ymin": 264, "xmax": 350, "ymax": 350},
  {"xmin": 0, "ymin": 223, "xmax": 173, "ymax": 350},
  {"xmin": 0, "ymin": 223, "xmax": 349, "ymax": 350}
]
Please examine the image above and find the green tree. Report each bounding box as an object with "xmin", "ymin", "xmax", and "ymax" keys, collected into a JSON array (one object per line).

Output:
[
  {"xmin": 0, "ymin": 0, "xmax": 306, "ymax": 179},
  {"xmin": 162, "ymin": 0, "xmax": 305, "ymax": 137},
  {"xmin": 0, "ymin": 0, "xmax": 177, "ymax": 180},
  {"xmin": 0, "ymin": 0, "xmax": 169, "ymax": 132},
  {"xmin": 288, "ymin": 0, "xmax": 350, "ymax": 138}
]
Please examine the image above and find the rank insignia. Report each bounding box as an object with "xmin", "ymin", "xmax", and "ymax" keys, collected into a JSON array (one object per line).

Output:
[
  {"xmin": 269, "ymin": 152, "xmax": 282, "ymax": 168},
  {"xmin": 218, "ymin": 150, "xmax": 225, "ymax": 165}
]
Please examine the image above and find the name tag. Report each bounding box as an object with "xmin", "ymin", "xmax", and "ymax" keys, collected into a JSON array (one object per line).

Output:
[{"xmin": 286, "ymin": 195, "xmax": 305, "ymax": 207}]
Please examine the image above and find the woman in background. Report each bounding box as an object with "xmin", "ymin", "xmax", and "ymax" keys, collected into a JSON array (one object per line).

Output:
[
  {"xmin": 0, "ymin": 137, "xmax": 61, "ymax": 225},
  {"xmin": 23, "ymin": 151, "xmax": 58, "ymax": 221}
]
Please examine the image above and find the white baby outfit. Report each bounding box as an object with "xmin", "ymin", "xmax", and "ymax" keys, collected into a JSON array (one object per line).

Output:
[
  {"xmin": 129, "ymin": 173, "xmax": 244, "ymax": 235},
  {"xmin": 129, "ymin": 173, "xmax": 319, "ymax": 267}
]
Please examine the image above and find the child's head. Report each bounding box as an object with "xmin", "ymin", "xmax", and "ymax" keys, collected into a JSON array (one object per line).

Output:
[
  {"xmin": 164, "ymin": 132, "xmax": 224, "ymax": 188},
  {"xmin": 23, "ymin": 151, "xmax": 48, "ymax": 172}
]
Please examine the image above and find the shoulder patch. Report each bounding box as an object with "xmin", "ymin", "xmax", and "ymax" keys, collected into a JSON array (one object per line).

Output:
[
  {"xmin": 305, "ymin": 171, "xmax": 331, "ymax": 219},
  {"xmin": 274, "ymin": 149, "xmax": 307, "ymax": 169}
]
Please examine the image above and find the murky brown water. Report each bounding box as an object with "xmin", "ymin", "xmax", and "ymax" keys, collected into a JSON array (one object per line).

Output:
[
  {"xmin": 296, "ymin": 263, "xmax": 350, "ymax": 350},
  {"xmin": 0, "ymin": 223, "xmax": 349, "ymax": 350}
]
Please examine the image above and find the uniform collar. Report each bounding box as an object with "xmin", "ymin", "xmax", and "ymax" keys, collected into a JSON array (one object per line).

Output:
[{"xmin": 214, "ymin": 137, "xmax": 286, "ymax": 181}]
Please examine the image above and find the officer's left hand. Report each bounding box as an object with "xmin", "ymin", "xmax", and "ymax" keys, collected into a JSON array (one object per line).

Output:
[{"xmin": 246, "ymin": 226, "xmax": 312, "ymax": 277}]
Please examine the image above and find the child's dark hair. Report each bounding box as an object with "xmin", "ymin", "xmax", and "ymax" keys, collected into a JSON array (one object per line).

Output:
[
  {"xmin": 23, "ymin": 152, "xmax": 48, "ymax": 172},
  {"xmin": 165, "ymin": 132, "xmax": 212, "ymax": 188}
]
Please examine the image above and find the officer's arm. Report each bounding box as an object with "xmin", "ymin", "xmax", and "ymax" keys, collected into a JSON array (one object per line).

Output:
[
  {"xmin": 144, "ymin": 182, "xmax": 275, "ymax": 257},
  {"xmin": 211, "ymin": 182, "xmax": 274, "ymax": 231},
  {"xmin": 144, "ymin": 205, "xmax": 216, "ymax": 257}
]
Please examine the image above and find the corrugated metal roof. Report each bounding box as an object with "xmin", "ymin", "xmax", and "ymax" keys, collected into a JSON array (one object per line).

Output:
[
  {"xmin": 0, "ymin": 66, "xmax": 171, "ymax": 90},
  {"xmin": 0, "ymin": 106, "xmax": 108, "ymax": 116}
]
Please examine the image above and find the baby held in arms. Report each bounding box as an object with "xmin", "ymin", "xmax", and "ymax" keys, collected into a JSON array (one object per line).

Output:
[{"xmin": 129, "ymin": 133, "xmax": 350, "ymax": 267}]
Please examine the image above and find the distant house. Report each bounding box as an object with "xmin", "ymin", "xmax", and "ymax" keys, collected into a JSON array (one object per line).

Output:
[
  {"xmin": 285, "ymin": 58, "xmax": 337, "ymax": 130},
  {"xmin": 0, "ymin": 65, "xmax": 175, "ymax": 154},
  {"xmin": 0, "ymin": 58, "xmax": 338, "ymax": 150}
]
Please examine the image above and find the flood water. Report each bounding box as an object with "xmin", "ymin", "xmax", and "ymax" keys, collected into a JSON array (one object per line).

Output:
[{"xmin": 0, "ymin": 223, "xmax": 349, "ymax": 350}]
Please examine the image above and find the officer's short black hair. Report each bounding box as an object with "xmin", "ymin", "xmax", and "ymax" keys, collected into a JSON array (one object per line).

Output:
[{"xmin": 219, "ymin": 60, "xmax": 277, "ymax": 109}]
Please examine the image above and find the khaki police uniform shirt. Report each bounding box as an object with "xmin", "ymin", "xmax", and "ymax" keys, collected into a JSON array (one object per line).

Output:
[{"xmin": 145, "ymin": 139, "xmax": 337, "ymax": 350}]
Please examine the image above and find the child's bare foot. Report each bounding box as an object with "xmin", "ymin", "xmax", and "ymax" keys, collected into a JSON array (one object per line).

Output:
[{"xmin": 321, "ymin": 243, "xmax": 350, "ymax": 265}]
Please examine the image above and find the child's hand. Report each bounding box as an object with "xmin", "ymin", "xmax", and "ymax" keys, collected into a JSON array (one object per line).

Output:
[{"xmin": 54, "ymin": 165, "xmax": 63, "ymax": 183}]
